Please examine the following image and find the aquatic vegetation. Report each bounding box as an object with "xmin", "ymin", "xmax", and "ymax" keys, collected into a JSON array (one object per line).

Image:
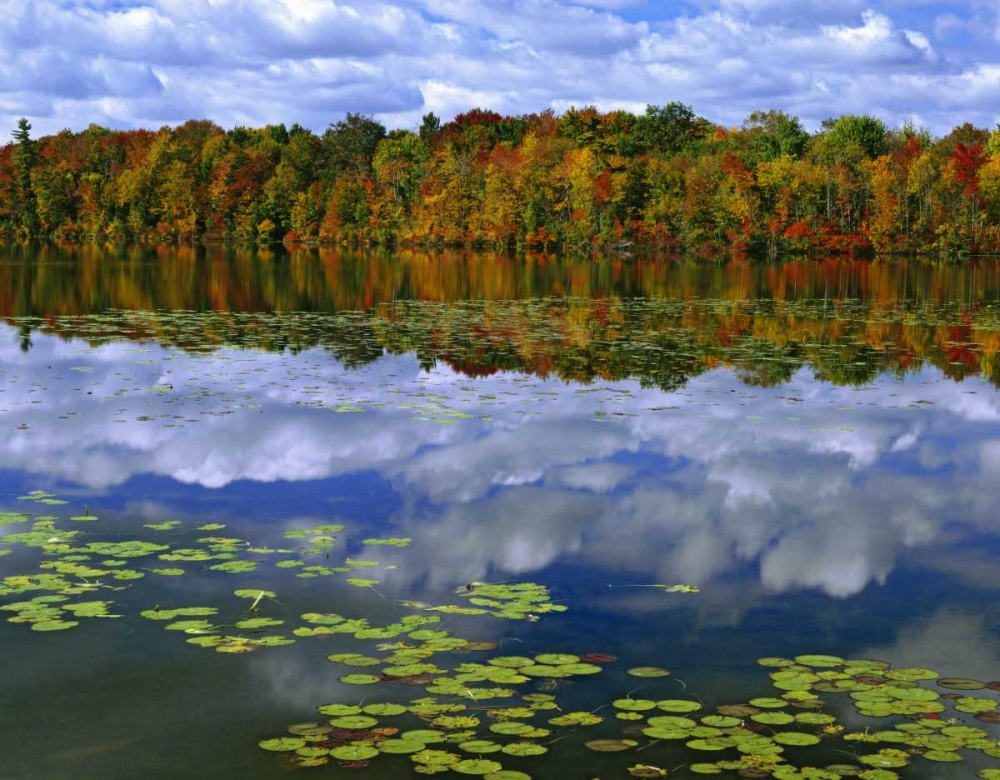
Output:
[
  {"xmin": 400, "ymin": 583, "xmax": 568, "ymax": 623},
  {"xmin": 255, "ymin": 637, "xmax": 1000, "ymax": 779}
]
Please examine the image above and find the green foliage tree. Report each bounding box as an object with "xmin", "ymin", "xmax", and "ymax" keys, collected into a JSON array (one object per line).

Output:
[
  {"xmin": 822, "ymin": 114, "xmax": 888, "ymax": 159},
  {"xmin": 742, "ymin": 110, "xmax": 810, "ymax": 161},
  {"xmin": 11, "ymin": 118, "xmax": 38, "ymax": 233},
  {"xmin": 419, "ymin": 112, "xmax": 442, "ymax": 145},
  {"xmin": 632, "ymin": 103, "xmax": 708, "ymax": 156},
  {"xmin": 322, "ymin": 114, "xmax": 386, "ymax": 181}
]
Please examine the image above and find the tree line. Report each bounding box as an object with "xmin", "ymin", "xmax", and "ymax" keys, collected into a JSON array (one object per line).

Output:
[{"xmin": 2, "ymin": 106, "xmax": 999, "ymax": 255}]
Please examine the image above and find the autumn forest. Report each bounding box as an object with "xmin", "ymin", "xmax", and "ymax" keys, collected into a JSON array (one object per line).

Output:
[{"xmin": 3, "ymin": 105, "xmax": 1000, "ymax": 256}]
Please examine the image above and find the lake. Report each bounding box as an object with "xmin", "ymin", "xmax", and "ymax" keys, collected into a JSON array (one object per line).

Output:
[{"xmin": 2, "ymin": 245, "xmax": 1000, "ymax": 780}]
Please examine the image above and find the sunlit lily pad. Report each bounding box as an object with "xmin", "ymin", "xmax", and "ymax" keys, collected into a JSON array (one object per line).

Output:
[
  {"xmin": 331, "ymin": 744, "xmax": 379, "ymax": 761},
  {"xmin": 687, "ymin": 738, "xmax": 734, "ymax": 751},
  {"xmin": 773, "ymin": 732, "xmax": 821, "ymax": 747},
  {"xmin": 459, "ymin": 740, "xmax": 502, "ymax": 754},
  {"xmin": 412, "ymin": 749, "xmax": 461, "ymax": 766},
  {"xmin": 381, "ymin": 739, "xmax": 428, "ymax": 754},
  {"xmin": 921, "ymin": 750, "xmax": 962, "ymax": 762},
  {"xmin": 658, "ymin": 700, "xmax": 702, "ymax": 713},
  {"xmin": 501, "ymin": 742, "xmax": 547, "ymax": 757},
  {"xmin": 628, "ymin": 667, "xmax": 670, "ymax": 678},
  {"xmin": 454, "ymin": 759, "xmax": 504, "ymax": 775},
  {"xmin": 330, "ymin": 716, "xmax": 378, "ymax": 729},
  {"xmin": 534, "ymin": 653, "xmax": 579, "ymax": 666},
  {"xmin": 31, "ymin": 619, "xmax": 78, "ymax": 631},
  {"xmin": 259, "ymin": 737, "xmax": 306, "ymax": 752},
  {"xmin": 338, "ymin": 674, "xmax": 381, "ymax": 685},
  {"xmin": 795, "ymin": 655, "xmax": 844, "ymax": 668},
  {"xmin": 614, "ymin": 698, "xmax": 657, "ymax": 712},
  {"xmin": 628, "ymin": 764, "xmax": 668, "ymax": 778}
]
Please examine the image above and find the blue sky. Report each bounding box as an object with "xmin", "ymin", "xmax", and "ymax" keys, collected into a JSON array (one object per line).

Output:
[{"xmin": 2, "ymin": 0, "xmax": 998, "ymax": 138}]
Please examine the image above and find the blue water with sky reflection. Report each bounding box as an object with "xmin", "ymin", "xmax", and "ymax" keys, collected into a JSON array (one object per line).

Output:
[{"xmin": 2, "ymin": 250, "xmax": 1000, "ymax": 780}]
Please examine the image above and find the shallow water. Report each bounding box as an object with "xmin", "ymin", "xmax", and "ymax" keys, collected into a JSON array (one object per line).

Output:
[{"xmin": 2, "ymin": 247, "xmax": 1000, "ymax": 780}]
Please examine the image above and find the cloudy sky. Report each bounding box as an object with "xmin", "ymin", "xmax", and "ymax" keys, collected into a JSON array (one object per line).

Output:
[{"xmin": 2, "ymin": 1, "xmax": 999, "ymax": 141}]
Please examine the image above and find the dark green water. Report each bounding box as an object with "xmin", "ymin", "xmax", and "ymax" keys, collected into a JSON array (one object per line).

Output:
[{"xmin": 2, "ymin": 246, "xmax": 1000, "ymax": 780}]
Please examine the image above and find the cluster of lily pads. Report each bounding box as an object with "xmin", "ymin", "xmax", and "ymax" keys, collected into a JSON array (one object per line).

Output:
[
  {"xmin": 258, "ymin": 646, "xmax": 619, "ymax": 777},
  {"xmin": 0, "ymin": 493, "xmax": 411, "ymax": 635},
  {"xmin": 259, "ymin": 650, "xmax": 1000, "ymax": 779},
  {"xmin": 1, "ymin": 492, "xmax": 576, "ymax": 657},
  {"xmin": 399, "ymin": 583, "xmax": 568, "ymax": 623},
  {"xmin": 139, "ymin": 591, "xmax": 297, "ymax": 653},
  {"xmin": 585, "ymin": 654, "xmax": 1000, "ymax": 780}
]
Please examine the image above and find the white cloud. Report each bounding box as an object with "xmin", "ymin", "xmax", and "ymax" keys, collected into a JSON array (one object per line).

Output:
[{"xmin": 0, "ymin": 1, "xmax": 995, "ymax": 136}]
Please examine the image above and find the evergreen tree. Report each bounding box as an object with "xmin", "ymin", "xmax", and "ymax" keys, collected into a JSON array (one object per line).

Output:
[{"xmin": 11, "ymin": 118, "xmax": 38, "ymax": 233}]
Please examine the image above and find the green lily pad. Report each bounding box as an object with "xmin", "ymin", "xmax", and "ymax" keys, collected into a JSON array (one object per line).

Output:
[
  {"xmin": 490, "ymin": 722, "xmax": 535, "ymax": 736},
  {"xmin": 331, "ymin": 744, "xmax": 379, "ymax": 761},
  {"xmin": 330, "ymin": 716, "xmax": 378, "ymax": 729},
  {"xmin": 658, "ymin": 700, "xmax": 703, "ymax": 713},
  {"xmin": 31, "ymin": 619, "xmax": 78, "ymax": 631},
  {"xmin": 795, "ymin": 655, "xmax": 845, "ymax": 668},
  {"xmin": 412, "ymin": 749, "xmax": 461, "ymax": 766},
  {"xmin": 317, "ymin": 704, "xmax": 362, "ymax": 716},
  {"xmin": 338, "ymin": 674, "xmax": 380, "ymax": 685},
  {"xmin": 773, "ymin": 732, "xmax": 821, "ymax": 746},
  {"xmin": 686, "ymin": 738, "xmax": 734, "ymax": 751},
  {"xmin": 489, "ymin": 657, "xmax": 534, "ymax": 668},
  {"xmin": 363, "ymin": 703, "xmax": 408, "ymax": 717},
  {"xmin": 585, "ymin": 739, "xmax": 637, "ymax": 752},
  {"xmin": 701, "ymin": 715, "xmax": 741, "ymax": 728},
  {"xmin": 938, "ymin": 678, "xmax": 986, "ymax": 690},
  {"xmin": 454, "ymin": 759, "xmax": 504, "ymax": 775},
  {"xmin": 459, "ymin": 740, "xmax": 502, "ymax": 754},
  {"xmin": 752, "ymin": 712, "xmax": 795, "ymax": 725},
  {"xmin": 549, "ymin": 712, "xmax": 603, "ymax": 727},
  {"xmin": 381, "ymin": 739, "xmax": 428, "ymax": 754},
  {"xmin": 749, "ymin": 698, "xmax": 788, "ymax": 709},
  {"xmin": 534, "ymin": 653, "xmax": 579, "ymax": 665},
  {"xmin": 921, "ymin": 750, "xmax": 962, "ymax": 762},
  {"xmin": 614, "ymin": 698, "xmax": 657, "ymax": 712},
  {"xmin": 259, "ymin": 737, "xmax": 306, "ymax": 752},
  {"xmin": 234, "ymin": 589, "xmax": 275, "ymax": 599},
  {"xmin": 502, "ymin": 742, "xmax": 547, "ymax": 757},
  {"xmin": 627, "ymin": 667, "xmax": 670, "ymax": 678},
  {"xmin": 885, "ymin": 668, "xmax": 938, "ymax": 682}
]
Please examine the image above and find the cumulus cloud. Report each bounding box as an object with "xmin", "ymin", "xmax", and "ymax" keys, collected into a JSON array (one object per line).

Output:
[{"xmin": 0, "ymin": 0, "xmax": 996, "ymax": 136}]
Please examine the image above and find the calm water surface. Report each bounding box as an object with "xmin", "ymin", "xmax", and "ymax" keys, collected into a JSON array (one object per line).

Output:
[{"xmin": 2, "ymin": 247, "xmax": 1000, "ymax": 780}]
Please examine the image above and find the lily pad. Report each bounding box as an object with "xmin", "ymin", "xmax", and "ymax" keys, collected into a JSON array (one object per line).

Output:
[
  {"xmin": 454, "ymin": 759, "xmax": 504, "ymax": 775},
  {"xmin": 501, "ymin": 742, "xmax": 547, "ymax": 757},
  {"xmin": 585, "ymin": 739, "xmax": 637, "ymax": 752},
  {"xmin": 338, "ymin": 674, "xmax": 381, "ymax": 685},
  {"xmin": 938, "ymin": 678, "xmax": 986, "ymax": 690},
  {"xmin": 628, "ymin": 667, "xmax": 670, "ymax": 678},
  {"xmin": 259, "ymin": 737, "xmax": 306, "ymax": 752},
  {"xmin": 331, "ymin": 744, "xmax": 379, "ymax": 761}
]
